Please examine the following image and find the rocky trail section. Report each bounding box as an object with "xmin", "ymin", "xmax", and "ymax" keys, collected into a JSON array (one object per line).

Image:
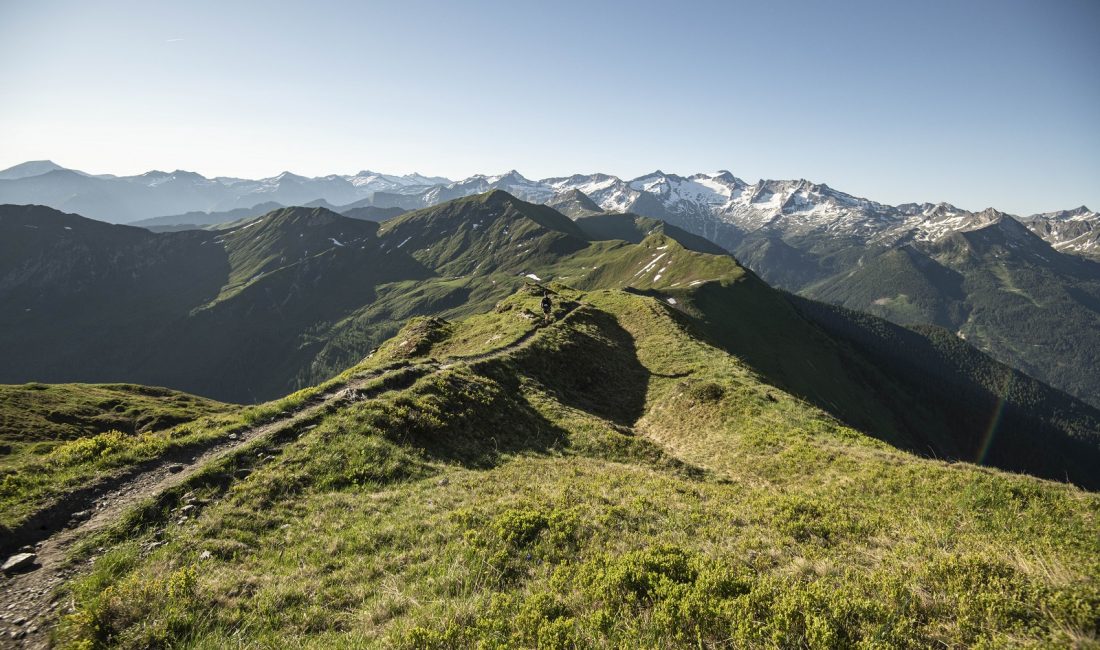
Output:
[{"xmin": 0, "ymin": 298, "xmax": 581, "ymax": 648}]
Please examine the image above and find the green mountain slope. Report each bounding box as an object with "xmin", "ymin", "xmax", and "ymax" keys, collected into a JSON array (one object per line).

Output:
[
  {"xmin": 0, "ymin": 383, "xmax": 227, "ymax": 443},
  {"xmin": 0, "ymin": 204, "xmax": 436, "ymax": 402},
  {"xmin": 734, "ymin": 218, "xmax": 1100, "ymax": 407},
  {"xmin": 378, "ymin": 190, "xmax": 590, "ymax": 275},
  {"xmin": 29, "ymin": 286, "xmax": 1098, "ymax": 649},
  {"xmin": 574, "ymin": 212, "xmax": 729, "ymax": 255}
]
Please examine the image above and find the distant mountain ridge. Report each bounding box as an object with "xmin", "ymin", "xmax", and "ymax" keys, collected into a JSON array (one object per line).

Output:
[{"xmin": 1, "ymin": 161, "xmax": 1094, "ymax": 258}]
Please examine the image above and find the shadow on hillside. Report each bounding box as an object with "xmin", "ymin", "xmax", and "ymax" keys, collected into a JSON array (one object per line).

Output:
[
  {"xmin": 381, "ymin": 365, "xmax": 572, "ymax": 469},
  {"xmin": 677, "ymin": 279, "xmax": 1100, "ymax": 490},
  {"xmin": 502, "ymin": 308, "xmax": 650, "ymax": 426},
  {"xmin": 388, "ymin": 308, "xmax": 651, "ymax": 469},
  {"xmin": 791, "ymin": 295, "xmax": 1100, "ymax": 490}
]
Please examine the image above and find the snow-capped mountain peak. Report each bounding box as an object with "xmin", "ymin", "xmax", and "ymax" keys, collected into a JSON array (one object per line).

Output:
[{"xmin": 0, "ymin": 160, "xmax": 1093, "ymax": 259}]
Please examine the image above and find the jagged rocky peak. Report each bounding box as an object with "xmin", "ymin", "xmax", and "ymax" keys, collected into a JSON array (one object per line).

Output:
[
  {"xmin": 1033, "ymin": 205, "xmax": 1096, "ymax": 221},
  {"xmin": 976, "ymin": 207, "xmax": 1010, "ymax": 221},
  {"xmin": 693, "ymin": 170, "xmax": 741, "ymax": 184},
  {"xmin": 922, "ymin": 202, "xmax": 964, "ymax": 218},
  {"xmin": 489, "ymin": 169, "xmax": 527, "ymax": 183},
  {"xmin": 547, "ymin": 188, "xmax": 603, "ymax": 218}
]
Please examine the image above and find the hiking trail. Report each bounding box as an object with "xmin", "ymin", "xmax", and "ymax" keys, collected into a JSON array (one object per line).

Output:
[{"xmin": 0, "ymin": 300, "xmax": 582, "ymax": 648}]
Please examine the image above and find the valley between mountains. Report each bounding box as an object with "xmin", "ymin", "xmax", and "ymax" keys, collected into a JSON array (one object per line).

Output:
[{"xmin": 0, "ymin": 190, "xmax": 1097, "ymax": 647}]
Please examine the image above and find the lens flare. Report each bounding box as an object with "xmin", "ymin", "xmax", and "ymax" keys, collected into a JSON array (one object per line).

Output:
[{"xmin": 976, "ymin": 372, "xmax": 1013, "ymax": 465}]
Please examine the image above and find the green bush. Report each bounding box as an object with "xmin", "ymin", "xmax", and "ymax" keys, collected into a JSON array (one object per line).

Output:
[
  {"xmin": 48, "ymin": 430, "xmax": 131, "ymax": 466},
  {"xmin": 687, "ymin": 381, "xmax": 725, "ymax": 403}
]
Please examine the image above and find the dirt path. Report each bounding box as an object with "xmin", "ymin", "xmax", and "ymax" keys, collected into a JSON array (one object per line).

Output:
[{"xmin": 0, "ymin": 300, "xmax": 581, "ymax": 648}]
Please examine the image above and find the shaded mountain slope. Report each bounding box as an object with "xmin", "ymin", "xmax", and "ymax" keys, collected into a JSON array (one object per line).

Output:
[
  {"xmin": 0, "ymin": 204, "xmax": 431, "ymax": 402},
  {"xmin": 0, "ymin": 205, "xmax": 230, "ymax": 385},
  {"xmin": 130, "ymin": 202, "xmax": 284, "ymax": 232},
  {"xmin": 790, "ymin": 296, "xmax": 1100, "ymax": 482},
  {"xmin": 805, "ymin": 218, "xmax": 1100, "ymax": 405}
]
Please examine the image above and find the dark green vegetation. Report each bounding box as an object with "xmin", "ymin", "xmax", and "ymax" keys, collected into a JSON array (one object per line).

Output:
[
  {"xmin": 717, "ymin": 218, "xmax": 1100, "ymax": 408},
  {"xmin": 43, "ymin": 288, "xmax": 1099, "ymax": 648},
  {"xmin": 0, "ymin": 383, "xmax": 230, "ymax": 536}
]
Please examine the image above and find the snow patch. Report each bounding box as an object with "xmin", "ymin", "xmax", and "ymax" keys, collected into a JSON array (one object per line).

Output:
[{"xmin": 633, "ymin": 252, "xmax": 668, "ymax": 278}]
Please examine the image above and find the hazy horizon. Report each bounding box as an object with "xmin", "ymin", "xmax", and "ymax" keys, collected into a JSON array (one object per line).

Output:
[
  {"xmin": 3, "ymin": 158, "xmax": 1097, "ymax": 218},
  {"xmin": 2, "ymin": 0, "xmax": 1097, "ymax": 214}
]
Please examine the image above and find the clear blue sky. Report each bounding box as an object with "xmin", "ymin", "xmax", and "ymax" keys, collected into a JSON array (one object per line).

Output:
[{"xmin": 1, "ymin": 0, "xmax": 1097, "ymax": 214}]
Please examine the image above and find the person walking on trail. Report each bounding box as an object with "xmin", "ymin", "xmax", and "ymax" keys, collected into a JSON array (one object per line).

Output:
[{"xmin": 541, "ymin": 292, "xmax": 553, "ymax": 322}]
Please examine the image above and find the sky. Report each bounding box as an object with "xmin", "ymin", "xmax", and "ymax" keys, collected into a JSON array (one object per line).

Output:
[{"xmin": 0, "ymin": 0, "xmax": 1097, "ymax": 214}]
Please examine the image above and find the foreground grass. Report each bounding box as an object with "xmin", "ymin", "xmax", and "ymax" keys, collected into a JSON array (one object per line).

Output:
[{"xmin": 50, "ymin": 289, "xmax": 1100, "ymax": 648}]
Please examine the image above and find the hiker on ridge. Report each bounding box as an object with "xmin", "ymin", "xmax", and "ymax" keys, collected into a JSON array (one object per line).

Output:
[{"xmin": 541, "ymin": 292, "xmax": 552, "ymax": 322}]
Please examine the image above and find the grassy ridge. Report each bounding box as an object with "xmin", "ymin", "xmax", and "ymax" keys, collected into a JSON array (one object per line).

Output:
[
  {"xmin": 0, "ymin": 383, "xmax": 227, "ymax": 442},
  {"xmin": 0, "ymin": 383, "xmax": 231, "ymax": 535},
  {"xmin": 52, "ymin": 288, "xmax": 1100, "ymax": 648}
]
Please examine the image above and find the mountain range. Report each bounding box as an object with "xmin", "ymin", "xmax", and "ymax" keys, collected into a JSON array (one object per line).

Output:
[
  {"xmin": 1, "ymin": 161, "xmax": 1095, "ymax": 257},
  {"xmin": 3, "ymin": 161, "xmax": 1098, "ymax": 409}
]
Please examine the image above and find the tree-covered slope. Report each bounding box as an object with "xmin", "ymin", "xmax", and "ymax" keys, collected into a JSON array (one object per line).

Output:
[{"xmin": 801, "ymin": 218, "xmax": 1100, "ymax": 406}]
